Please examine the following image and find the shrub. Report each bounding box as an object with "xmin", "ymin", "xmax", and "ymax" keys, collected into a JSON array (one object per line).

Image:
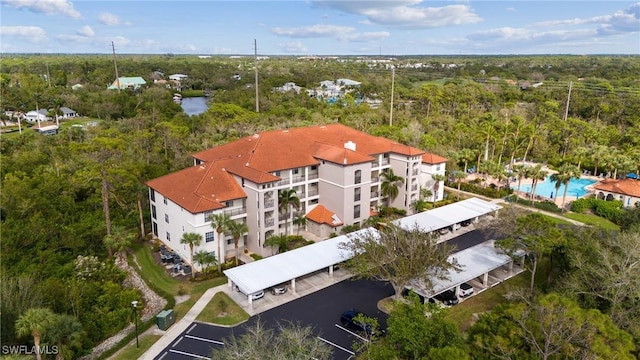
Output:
[
  {"xmin": 250, "ymin": 253, "xmax": 263, "ymax": 261},
  {"xmin": 593, "ymin": 200, "xmax": 624, "ymax": 222},
  {"xmin": 570, "ymin": 198, "xmax": 592, "ymax": 213},
  {"xmin": 457, "ymin": 182, "xmax": 512, "ymax": 199}
]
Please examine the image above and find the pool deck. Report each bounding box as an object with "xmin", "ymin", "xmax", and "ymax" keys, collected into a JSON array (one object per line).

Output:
[{"xmin": 465, "ymin": 161, "xmax": 602, "ymax": 209}]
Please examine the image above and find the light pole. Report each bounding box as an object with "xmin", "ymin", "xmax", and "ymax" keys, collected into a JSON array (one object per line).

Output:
[{"xmin": 131, "ymin": 300, "xmax": 139, "ymax": 348}]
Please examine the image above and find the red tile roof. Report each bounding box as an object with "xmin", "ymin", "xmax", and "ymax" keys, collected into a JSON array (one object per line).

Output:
[
  {"xmin": 145, "ymin": 160, "xmax": 247, "ymax": 213},
  {"xmin": 192, "ymin": 124, "xmax": 424, "ymax": 183},
  {"xmin": 594, "ymin": 178, "xmax": 640, "ymax": 197},
  {"xmin": 306, "ymin": 205, "xmax": 343, "ymax": 227},
  {"xmin": 422, "ymin": 153, "xmax": 448, "ymax": 164}
]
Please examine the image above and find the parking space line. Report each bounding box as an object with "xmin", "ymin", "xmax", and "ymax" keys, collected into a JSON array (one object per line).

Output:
[
  {"xmin": 334, "ymin": 324, "xmax": 369, "ymax": 342},
  {"xmin": 172, "ymin": 336, "xmax": 183, "ymax": 347},
  {"xmin": 185, "ymin": 334, "xmax": 225, "ymax": 345},
  {"xmin": 187, "ymin": 323, "xmax": 197, "ymax": 334},
  {"xmin": 157, "ymin": 352, "xmax": 168, "ymax": 360},
  {"xmin": 169, "ymin": 348, "xmax": 211, "ymax": 359},
  {"xmin": 317, "ymin": 337, "xmax": 355, "ymax": 355}
]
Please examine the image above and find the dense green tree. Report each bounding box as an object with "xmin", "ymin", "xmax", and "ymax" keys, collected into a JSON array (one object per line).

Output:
[
  {"xmin": 263, "ymin": 234, "xmax": 290, "ymax": 255},
  {"xmin": 340, "ymin": 224, "xmax": 459, "ymax": 300},
  {"xmin": 193, "ymin": 250, "xmax": 217, "ymax": 275},
  {"xmin": 15, "ymin": 308, "xmax": 55, "ymax": 360}
]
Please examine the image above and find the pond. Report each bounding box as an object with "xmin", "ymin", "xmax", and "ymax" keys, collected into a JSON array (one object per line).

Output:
[{"xmin": 180, "ymin": 97, "xmax": 209, "ymax": 116}]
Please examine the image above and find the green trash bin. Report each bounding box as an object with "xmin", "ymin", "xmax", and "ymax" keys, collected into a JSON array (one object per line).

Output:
[{"xmin": 156, "ymin": 309, "xmax": 175, "ymax": 330}]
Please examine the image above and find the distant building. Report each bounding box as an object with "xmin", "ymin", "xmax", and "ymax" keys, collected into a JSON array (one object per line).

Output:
[
  {"xmin": 273, "ymin": 82, "xmax": 302, "ymax": 94},
  {"xmin": 594, "ymin": 178, "xmax": 640, "ymax": 208},
  {"xmin": 25, "ymin": 109, "xmax": 49, "ymax": 123},
  {"xmin": 108, "ymin": 77, "xmax": 147, "ymax": 90}
]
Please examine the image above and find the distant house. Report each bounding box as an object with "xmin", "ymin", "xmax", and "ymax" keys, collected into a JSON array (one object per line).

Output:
[
  {"xmin": 25, "ymin": 109, "xmax": 49, "ymax": 123},
  {"xmin": 58, "ymin": 107, "xmax": 78, "ymax": 119},
  {"xmin": 594, "ymin": 178, "xmax": 640, "ymax": 208},
  {"xmin": 33, "ymin": 124, "xmax": 59, "ymax": 136},
  {"xmin": 306, "ymin": 205, "xmax": 343, "ymax": 238},
  {"xmin": 108, "ymin": 77, "xmax": 147, "ymax": 90},
  {"xmin": 168, "ymin": 74, "xmax": 188, "ymax": 81},
  {"xmin": 273, "ymin": 82, "xmax": 302, "ymax": 94},
  {"xmin": 307, "ymin": 78, "xmax": 361, "ymax": 100}
]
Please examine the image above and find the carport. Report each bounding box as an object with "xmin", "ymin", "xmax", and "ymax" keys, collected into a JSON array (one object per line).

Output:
[
  {"xmin": 223, "ymin": 228, "xmax": 378, "ymax": 304},
  {"xmin": 393, "ymin": 197, "xmax": 501, "ymax": 233},
  {"xmin": 406, "ymin": 239, "xmax": 525, "ymax": 300}
]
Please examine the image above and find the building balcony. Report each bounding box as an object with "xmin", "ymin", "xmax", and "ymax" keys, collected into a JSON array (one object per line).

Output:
[
  {"xmin": 381, "ymin": 158, "xmax": 390, "ymax": 166},
  {"xmin": 291, "ymin": 175, "xmax": 305, "ymax": 183},
  {"xmin": 412, "ymin": 169, "xmax": 419, "ymax": 176},
  {"xmin": 371, "ymin": 176, "xmax": 379, "ymax": 183},
  {"xmin": 223, "ymin": 207, "xmax": 246, "ymax": 217},
  {"xmin": 264, "ymin": 199, "xmax": 274, "ymax": 208},
  {"xmin": 278, "ymin": 214, "xmax": 288, "ymax": 221},
  {"xmin": 264, "ymin": 218, "xmax": 274, "ymax": 227},
  {"xmin": 308, "ymin": 172, "xmax": 319, "ymax": 180},
  {"xmin": 370, "ymin": 191, "xmax": 379, "ymax": 198},
  {"xmin": 307, "ymin": 188, "xmax": 319, "ymax": 197},
  {"xmin": 277, "ymin": 178, "xmax": 290, "ymax": 186}
]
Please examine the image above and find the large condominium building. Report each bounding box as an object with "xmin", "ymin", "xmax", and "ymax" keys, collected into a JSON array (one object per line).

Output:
[{"xmin": 146, "ymin": 124, "xmax": 447, "ymax": 268}]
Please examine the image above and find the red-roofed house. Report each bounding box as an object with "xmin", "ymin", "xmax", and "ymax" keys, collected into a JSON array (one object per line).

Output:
[
  {"xmin": 594, "ymin": 178, "xmax": 640, "ymax": 208},
  {"xmin": 146, "ymin": 124, "xmax": 447, "ymax": 264}
]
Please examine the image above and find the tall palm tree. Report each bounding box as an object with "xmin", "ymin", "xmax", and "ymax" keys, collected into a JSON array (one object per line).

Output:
[
  {"xmin": 292, "ymin": 214, "xmax": 307, "ymax": 235},
  {"xmin": 180, "ymin": 232, "xmax": 203, "ymax": 278},
  {"xmin": 380, "ymin": 169, "xmax": 404, "ymax": 207},
  {"xmin": 15, "ymin": 308, "xmax": 55, "ymax": 360},
  {"xmin": 209, "ymin": 213, "xmax": 231, "ymax": 272},
  {"xmin": 452, "ymin": 171, "xmax": 467, "ymax": 199},
  {"xmin": 528, "ymin": 165, "xmax": 548, "ymax": 205},
  {"xmin": 278, "ymin": 189, "xmax": 300, "ymax": 235},
  {"xmin": 512, "ymin": 164, "xmax": 530, "ymax": 199},
  {"xmin": 550, "ymin": 164, "xmax": 581, "ymax": 212},
  {"xmin": 228, "ymin": 221, "xmax": 249, "ymax": 265},
  {"xmin": 431, "ymin": 173, "xmax": 446, "ymax": 206},
  {"xmin": 264, "ymin": 234, "xmax": 290, "ymax": 255}
]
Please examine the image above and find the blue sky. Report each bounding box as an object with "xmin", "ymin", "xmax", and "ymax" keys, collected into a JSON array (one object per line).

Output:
[{"xmin": 1, "ymin": 0, "xmax": 639, "ymax": 55}]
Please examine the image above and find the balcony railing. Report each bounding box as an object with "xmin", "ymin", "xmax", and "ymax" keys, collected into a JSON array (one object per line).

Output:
[
  {"xmin": 223, "ymin": 207, "xmax": 246, "ymax": 217},
  {"xmin": 277, "ymin": 178, "xmax": 290, "ymax": 186},
  {"xmin": 292, "ymin": 175, "xmax": 305, "ymax": 183},
  {"xmin": 411, "ymin": 184, "xmax": 418, "ymax": 191},
  {"xmin": 381, "ymin": 158, "xmax": 390, "ymax": 166},
  {"xmin": 264, "ymin": 199, "xmax": 274, "ymax": 208},
  {"xmin": 370, "ymin": 191, "xmax": 379, "ymax": 198},
  {"xmin": 307, "ymin": 188, "xmax": 319, "ymax": 197},
  {"xmin": 371, "ymin": 176, "xmax": 379, "ymax": 183},
  {"xmin": 308, "ymin": 173, "xmax": 319, "ymax": 180},
  {"xmin": 278, "ymin": 214, "xmax": 288, "ymax": 221},
  {"xmin": 412, "ymin": 169, "xmax": 419, "ymax": 176},
  {"xmin": 264, "ymin": 218, "xmax": 274, "ymax": 227}
]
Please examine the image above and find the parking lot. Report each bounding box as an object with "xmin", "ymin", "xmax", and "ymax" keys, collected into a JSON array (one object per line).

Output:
[{"xmin": 154, "ymin": 278, "xmax": 393, "ymax": 360}]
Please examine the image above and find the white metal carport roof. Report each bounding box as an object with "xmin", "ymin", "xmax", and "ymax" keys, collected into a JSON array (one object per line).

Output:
[
  {"xmin": 407, "ymin": 239, "xmax": 521, "ymax": 297},
  {"xmin": 393, "ymin": 197, "xmax": 501, "ymax": 232},
  {"xmin": 224, "ymin": 228, "xmax": 378, "ymax": 295}
]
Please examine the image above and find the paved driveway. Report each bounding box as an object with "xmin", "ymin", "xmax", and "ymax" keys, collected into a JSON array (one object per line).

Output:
[{"xmin": 155, "ymin": 279, "xmax": 393, "ymax": 360}]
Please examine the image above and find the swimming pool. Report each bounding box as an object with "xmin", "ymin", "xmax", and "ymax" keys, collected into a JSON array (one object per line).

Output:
[{"xmin": 512, "ymin": 176, "xmax": 596, "ymax": 199}]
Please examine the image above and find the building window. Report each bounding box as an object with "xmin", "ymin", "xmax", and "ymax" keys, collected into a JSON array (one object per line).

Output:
[
  {"xmin": 225, "ymin": 201, "xmax": 233, "ymax": 207},
  {"xmin": 166, "ymin": 232, "xmax": 171, "ymax": 241},
  {"xmin": 311, "ymin": 165, "xmax": 317, "ymax": 170},
  {"xmin": 203, "ymin": 210, "xmax": 214, "ymax": 222},
  {"xmin": 151, "ymin": 205, "xmax": 157, "ymax": 220},
  {"xmin": 354, "ymin": 204, "xmax": 361, "ymax": 219},
  {"xmin": 150, "ymin": 189, "xmax": 156, "ymax": 202},
  {"xmin": 354, "ymin": 187, "xmax": 361, "ymax": 202},
  {"xmin": 293, "ymin": 168, "xmax": 299, "ymax": 175},
  {"xmin": 227, "ymin": 238, "xmax": 233, "ymax": 245},
  {"xmin": 310, "ymin": 198, "xmax": 319, "ymax": 205},
  {"xmin": 165, "ymin": 214, "xmax": 169, "ymax": 223},
  {"xmin": 153, "ymin": 222, "xmax": 158, "ymax": 236},
  {"xmin": 355, "ymin": 170, "xmax": 361, "ymax": 184},
  {"xmin": 163, "ymin": 197, "xmax": 168, "ymax": 205},
  {"xmin": 205, "ymin": 232, "xmax": 215, "ymax": 243}
]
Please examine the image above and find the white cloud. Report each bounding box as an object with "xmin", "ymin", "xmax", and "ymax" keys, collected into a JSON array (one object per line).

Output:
[
  {"xmin": 277, "ymin": 41, "xmax": 308, "ymax": 53},
  {"xmin": 312, "ymin": 0, "xmax": 481, "ymax": 28},
  {"xmin": 272, "ymin": 24, "xmax": 389, "ymax": 42},
  {"xmin": 98, "ymin": 12, "xmax": 130, "ymax": 26},
  {"xmin": 535, "ymin": 2, "xmax": 639, "ymax": 34},
  {"xmin": 0, "ymin": 25, "xmax": 47, "ymax": 42},
  {"xmin": 1, "ymin": 0, "xmax": 81, "ymax": 19},
  {"xmin": 76, "ymin": 25, "xmax": 94, "ymax": 37}
]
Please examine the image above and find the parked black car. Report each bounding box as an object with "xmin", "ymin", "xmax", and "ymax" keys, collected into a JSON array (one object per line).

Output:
[
  {"xmin": 434, "ymin": 289, "xmax": 459, "ymax": 306},
  {"xmin": 340, "ymin": 309, "xmax": 382, "ymax": 336}
]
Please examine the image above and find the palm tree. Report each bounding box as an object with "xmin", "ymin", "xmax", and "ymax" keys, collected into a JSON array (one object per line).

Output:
[
  {"xmin": 278, "ymin": 189, "xmax": 300, "ymax": 235},
  {"xmin": 452, "ymin": 171, "xmax": 467, "ymax": 199},
  {"xmin": 292, "ymin": 214, "xmax": 307, "ymax": 235},
  {"xmin": 512, "ymin": 164, "xmax": 530, "ymax": 199},
  {"xmin": 264, "ymin": 234, "xmax": 290, "ymax": 254},
  {"xmin": 380, "ymin": 169, "xmax": 404, "ymax": 207},
  {"xmin": 550, "ymin": 164, "xmax": 581, "ymax": 212},
  {"xmin": 45, "ymin": 314, "xmax": 85, "ymax": 360},
  {"xmin": 15, "ymin": 308, "xmax": 55, "ymax": 360},
  {"xmin": 528, "ymin": 165, "xmax": 548, "ymax": 205},
  {"xmin": 411, "ymin": 198, "xmax": 429, "ymax": 213},
  {"xmin": 193, "ymin": 250, "xmax": 216, "ymax": 274},
  {"xmin": 228, "ymin": 220, "xmax": 249, "ymax": 265},
  {"xmin": 457, "ymin": 148, "xmax": 476, "ymax": 174},
  {"xmin": 209, "ymin": 213, "xmax": 231, "ymax": 272},
  {"xmin": 431, "ymin": 174, "xmax": 446, "ymax": 207},
  {"xmin": 102, "ymin": 225, "xmax": 135, "ymax": 261},
  {"xmin": 180, "ymin": 232, "xmax": 203, "ymax": 278}
]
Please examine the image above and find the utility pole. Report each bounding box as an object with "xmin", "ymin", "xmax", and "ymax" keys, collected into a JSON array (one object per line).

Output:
[
  {"xmin": 45, "ymin": 62, "xmax": 51, "ymax": 88},
  {"xmin": 112, "ymin": 41, "xmax": 121, "ymax": 92},
  {"xmin": 563, "ymin": 81, "xmax": 572, "ymax": 121},
  {"xmin": 389, "ymin": 67, "xmax": 395, "ymax": 126},
  {"xmin": 254, "ymin": 39, "xmax": 259, "ymax": 113}
]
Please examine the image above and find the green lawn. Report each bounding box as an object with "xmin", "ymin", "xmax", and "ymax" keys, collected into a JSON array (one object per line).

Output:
[
  {"xmin": 195, "ymin": 292, "xmax": 250, "ymax": 326},
  {"xmin": 563, "ymin": 212, "xmax": 620, "ymax": 231},
  {"xmin": 113, "ymin": 334, "xmax": 161, "ymax": 360},
  {"xmin": 132, "ymin": 243, "xmax": 183, "ymax": 295}
]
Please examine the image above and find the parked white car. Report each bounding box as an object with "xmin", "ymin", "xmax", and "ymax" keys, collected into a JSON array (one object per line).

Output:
[{"xmin": 459, "ymin": 283, "xmax": 474, "ymax": 298}]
